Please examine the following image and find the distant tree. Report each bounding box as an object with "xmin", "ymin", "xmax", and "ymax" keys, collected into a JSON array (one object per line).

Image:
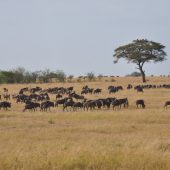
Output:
[
  {"xmin": 24, "ymin": 71, "xmax": 40, "ymax": 83},
  {"xmin": 113, "ymin": 39, "xmax": 167, "ymax": 82},
  {"xmin": 55, "ymin": 70, "xmax": 66, "ymax": 82},
  {"xmin": 0, "ymin": 71, "xmax": 16, "ymax": 83},
  {"xmin": 39, "ymin": 69, "xmax": 51, "ymax": 83},
  {"xmin": 126, "ymin": 71, "xmax": 141, "ymax": 77},
  {"xmin": 12, "ymin": 67, "xmax": 26, "ymax": 83},
  {"xmin": 68, "ymin": 75, "xmax": 74, "ymax": 82},
  {"xmin": 86, "ymin": 72, "xmax": 95, "ymax": 81},
  {"xmin": 98, "ymin": 74, "xmax": 103, "ymax": 80}
]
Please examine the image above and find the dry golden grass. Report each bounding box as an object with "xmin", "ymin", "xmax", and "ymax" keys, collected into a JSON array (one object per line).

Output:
[{"xmin": 0, "ymin": 76, "xmax": 170, "ymax": 170}]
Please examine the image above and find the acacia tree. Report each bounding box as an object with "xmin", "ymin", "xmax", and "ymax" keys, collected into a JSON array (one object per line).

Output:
[{"xmin": 113, "ymin": 39, "xmax": 167, "ymax": 82}]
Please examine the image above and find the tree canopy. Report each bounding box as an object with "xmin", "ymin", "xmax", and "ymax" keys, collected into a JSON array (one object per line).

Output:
[{"xmin": 113, "ymin": 39, "xmax": 167, "ymax": 82}]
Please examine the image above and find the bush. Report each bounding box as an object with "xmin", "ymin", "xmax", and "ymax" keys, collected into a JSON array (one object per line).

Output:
[
  {"xmin": 86, "ymin": 72, "xmax": 95, "ymax": 81},
  {"xmin": 126, "ymin": 72, "xmax": 141, "ymax": 77}
]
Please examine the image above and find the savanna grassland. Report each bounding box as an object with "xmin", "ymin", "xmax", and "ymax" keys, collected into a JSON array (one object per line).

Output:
[{"xmin": 0, "ymin": 76, "xmax": 170, "ymax": 170}]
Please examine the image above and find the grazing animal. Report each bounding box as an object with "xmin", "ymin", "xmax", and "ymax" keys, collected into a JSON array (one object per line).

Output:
[
  {"xmin": 135, "ymin": 86, "xmax": 143, "ymax": 92},
  {"xmin": 164, "ymin": 101, "xmax": 170, "ymax": 109},
  {"xmin": 56, "ymin": 94, "xmax": 62, "ymax": 100},
  {"xmin": 72, "ymin": 102, "xmax": 84, "ymax": 111},
  {"xmin": 0, "ymin": 101, "xmax": 11, "ymax": 110},
  {"xmin": 112, "ymin": 99, "xmax": 121, "ymax": 110},
  {"xmin": 136, "ymin": 100, "xmax": 145, "ymax": 109},
  {"xmin": 23, "ymin": 102, "xmax": 40, "ymax": 112},
  {"xmin": 41, "ymin": 101, "xmax": 54, "ymax": 111},
  {"xmin": 108, "ymin": 86, "xmax": 118, "ymax": 94},
  {"xmin": 112, "ymin": 98, "xmax": 128, "ymax": 110},
  {"xmin": 69, "ymin": 93, "xmax": 85, "ymax": 100},
  {"xmin": 100, "ymin": 97, "xmax": 116, "ymax": 109},
  {"xmin": 63, "ymin": 99, "xmax": 75, "ymax": 111},
  {"xmin": 127, "ymin": 84, "xmax": 133, "ymax": 89},
  {"xmin": 55, "ymin": 98, "xmax": 71, "ymax": 107},
  {"xmin": 83, "ymin": 100, "xmax": 97, "ymax": 111},
  {"xmin": 93, "ymin": 88, "xmax": 102, "ymax": 94}
]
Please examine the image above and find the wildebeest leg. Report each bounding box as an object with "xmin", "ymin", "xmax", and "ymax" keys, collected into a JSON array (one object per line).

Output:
[{"xmin": 113, "ymin": 106, "xmax": 115, "ymax": 110}]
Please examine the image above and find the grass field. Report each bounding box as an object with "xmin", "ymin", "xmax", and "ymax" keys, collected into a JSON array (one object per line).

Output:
[{"xmin": 0, "ymin": 76, "xmax": 170, "ymax": 170}]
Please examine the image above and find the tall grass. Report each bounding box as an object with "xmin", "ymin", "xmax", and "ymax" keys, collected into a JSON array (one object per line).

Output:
[{"xmin": 0, "ymin": 76, "xmax": 170, "ymax": 170}]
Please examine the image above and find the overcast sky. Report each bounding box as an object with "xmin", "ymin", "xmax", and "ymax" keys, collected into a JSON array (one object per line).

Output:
[{"xmin": 0, "ymin": 0, "xmax": 169, "ymax": 76}]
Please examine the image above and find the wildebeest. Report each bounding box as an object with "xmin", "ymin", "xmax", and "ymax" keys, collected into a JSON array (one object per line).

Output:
[
  {"xmin": 69, "ymin": 93, "xmax": 85, "ymax": 100},
  {"xmin": 55, "ymin": 98, "xmax": 71, "ymax": 107},
  {"xmin": 23, "ymin": 102, "xmax": 40, "ymax": 112},
  {"xmin": 127, "ymin": 84, "xmax": 133, "ymax": 89},
  {"xmin": 0, "ymin": 101, "xmax": 11, "ymax": 110},
  {"xmin": 112, "ymin": 98, "xmax": 128, "ymax": 110},
  {"xmin": 101, "ymin": 97, "xmax": 116, "ymax": 109},
  {"xmin": 108, "ymin": 86, "xmax": 123, "ymax": 93},
  {"xmin": 83, "ymin": 100, "xmax": 96, "ymax": 111},
  {"xmin": 93, "ymin": 88, "xmax": 102, "ymax": 94},
  {"xmin": 135, "ymin": 86, "xmax": 143, "ymax": 92},
  {"xmin": 16, "ymin": 94, "xmax": 31, "ymax": 103},
  {"xmin": 30, "ymin": 87, "xmax": 42, "ymax": 93},
  {"xmin": 41, "ymin": 101, "xmax": 54, "ymax": 111},
  {"xmin": 81, "ymin": 86, "xmax": 94, "ymax": 94},
  {"xmin": 72, "ymin": 102, "xmax": 84, "ymax": 111},
  {"xmin": 67, "ymin": 86, "xmax": 74, "ymax": 91},
  {"xmin": 63, "ymin": 99, "xmax": 75, "ymax": 111},
  {"xmin": 56, "ymin": 94, "xmax": 62, "ymax": 100},
  {"xmin": 164, "ymin": 101, "xmax": 170, "ymax": 109},
  {"xmin": 136, "ymin": 100, "xmax": 145, "ymax": 109}
]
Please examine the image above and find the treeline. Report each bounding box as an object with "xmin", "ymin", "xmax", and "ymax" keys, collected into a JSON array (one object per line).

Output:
[
  {"xmin": 0, "ymin": 68, "xmax": 114, "ymax": 84},
  {"xmin": 0, "ymin": 68, "xmax": 66, "ymax": 84}
]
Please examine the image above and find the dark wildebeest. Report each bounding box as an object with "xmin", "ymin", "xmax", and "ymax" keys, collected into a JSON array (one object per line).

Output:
[
  {"xmin": 41, "ymin": 101, "xmax": 54, "ymax": 111},
  {"xmin": 67, "ymin": 86, "xmax": 74, "ymax": 91},
  {"xmin": 93, "ymin": 88, "xmax": 102, "ymax": 94},
  {"xmin": 69, "ymin": 93, "xmax": 85, "ymax": 100},
  {"xmin": 83, "ymin": 100, "xmax": 94, "ymax": 111},
  {"xmin": 136, "ymin": 100, "xmax": 145, "ymax": 109},
  {"xmin": 127, "ymin": 84, "xmax": 133, "ymax": 89},
  {"xmin": 81, "ymin": 88, "xmax": 93, "ymax": 95},
  {"xmin": 23, "ymin": 102, "xmax": 40, "ymax": 112},
  {"xmin": 83, "ymin": 100, "xmax": 99, "ymax": 111},
  {"xmin": 101, "ymin": 97, "xmax": 116, "ymax": 109},
  {"xmin": 63, "ymin": 99, "xmax": 75, "ymax": 111},
  {"xmin": 135, "ymin": 86, "xmax": 143, "ymax": 92},
  {"xmin": 30, "ymin": 87, "xmax": 42, "ymax": 93},
  {"xmin": 55, "ymin": 98, "xmax": 71, "ymax": 107},
  {"xmin": 164, "ymin": 101, "xmax": 170, "ymax": 109},
  {"xmin": 56, "ymin": 94, "xmax": 62, "ymax": 100},
  {"xmin": 112, "ymin": 98, "xmax": 128, "ymax": 110},
  {"xmin": 72, "ymin": 102, "xmax": 84, "ymax": 111},
  {"xmin": 0, "ymin": 101, "xmax": 11, "ymax": 110},
  {"xmin": 108, "ymin": 86, "xmax": 118, "ymax": 94}
]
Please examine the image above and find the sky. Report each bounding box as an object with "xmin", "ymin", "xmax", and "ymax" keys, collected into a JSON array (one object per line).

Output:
[{"xmin": 0, "ymin": 0, "xmax": 170, "ymax": 76}]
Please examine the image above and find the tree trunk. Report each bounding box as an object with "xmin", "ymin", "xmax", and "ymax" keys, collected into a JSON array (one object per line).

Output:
[{"xmin": 139, "ymin": 66, "xmax": 146, "ymax": 83}]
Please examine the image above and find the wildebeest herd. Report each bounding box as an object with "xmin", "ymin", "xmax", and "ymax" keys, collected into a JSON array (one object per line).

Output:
[{"xmin": 0, "ymin": 83, "xmax": 170, "ymax": 112}]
